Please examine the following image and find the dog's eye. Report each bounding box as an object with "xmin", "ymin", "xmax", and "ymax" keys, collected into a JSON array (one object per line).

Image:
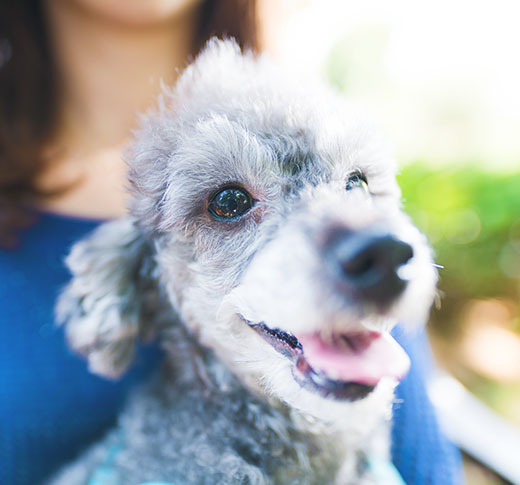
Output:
[
  {"xmin": 208, "ymin": 187, "xmax": 254, "ymax": 220},
  {"xmin": 345, "ymin": 171, "xmax": 369, "ymax": 192}
]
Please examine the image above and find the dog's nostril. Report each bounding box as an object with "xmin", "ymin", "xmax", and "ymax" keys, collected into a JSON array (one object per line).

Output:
[
  {"xmin": 390, "ymin": 239, "xmax": 414, "ymax": 268},
  {"xmin": 328, "ymin": 231, "xmax": 414, "ymax": 305},
  {"xmin": 342, "ymin": 253, "xmax": 377, "ymax": 278}
]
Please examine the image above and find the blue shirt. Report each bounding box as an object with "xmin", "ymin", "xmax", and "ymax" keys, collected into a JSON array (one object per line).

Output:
[{"xmin": 0, "ymin": 212, "xmax": 463, "ymax": 484}]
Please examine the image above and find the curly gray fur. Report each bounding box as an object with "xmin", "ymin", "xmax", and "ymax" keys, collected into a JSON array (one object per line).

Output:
[
  {"xmin": 50, "ymin": 330, "xmax": 345, "ymax": 485},
  {"xmin": 56, "ymin": 218, "xmax": 171, "ymax": 378}
]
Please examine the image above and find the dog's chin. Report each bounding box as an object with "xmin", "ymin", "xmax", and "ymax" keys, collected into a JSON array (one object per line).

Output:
[{"xmin": 239, "ymin": 316, "xmax": 410, "ymax": 403}]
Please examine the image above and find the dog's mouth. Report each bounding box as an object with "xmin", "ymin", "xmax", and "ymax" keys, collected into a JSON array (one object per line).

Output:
[{"xmin": 241, "ymin": 318, "xmax": 410, "ymax": 401}]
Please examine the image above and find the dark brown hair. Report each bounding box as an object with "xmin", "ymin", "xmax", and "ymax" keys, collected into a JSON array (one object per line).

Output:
[{"xmin": 0, "ymin": 0, "xmax": 258, "ymax": 246}]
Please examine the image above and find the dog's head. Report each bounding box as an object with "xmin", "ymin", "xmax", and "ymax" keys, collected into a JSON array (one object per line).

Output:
[{"xmin": 58, "ymin": 39, "xmax": 437, "ymax": 420}]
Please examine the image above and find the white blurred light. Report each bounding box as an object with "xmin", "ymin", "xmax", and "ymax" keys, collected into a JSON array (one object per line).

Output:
[{"xmin": 275, "ymin": 0, "xmax": 520, "ymax": 168}]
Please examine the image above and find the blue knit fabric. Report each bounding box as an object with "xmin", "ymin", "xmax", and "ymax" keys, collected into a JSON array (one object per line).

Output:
[
  {"xmin": 391, "ymin": 326, "xmax": 464, "ymax": 484},
  {"xmin": 0, "ymin": 213, "xmax": 160, "ymax": 485},
  {"xmin": 0, "ymin": 213, "xmax": 463, "ymax": 485}
]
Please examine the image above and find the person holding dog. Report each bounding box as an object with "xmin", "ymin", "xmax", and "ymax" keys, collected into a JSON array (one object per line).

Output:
[{"xmin": 0, "ymin": 0, "xmax": 462, "ymax": 483}]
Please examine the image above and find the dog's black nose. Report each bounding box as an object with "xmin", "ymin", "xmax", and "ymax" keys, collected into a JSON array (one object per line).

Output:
[{"xmin": 327, "ymin": 230, "xmax": 413, "ymax": 305}]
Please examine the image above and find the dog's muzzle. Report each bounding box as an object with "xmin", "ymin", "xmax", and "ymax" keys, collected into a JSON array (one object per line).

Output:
[{"xmin": 239, "ymin": 227, "xmax": 414, "ymax": 401}]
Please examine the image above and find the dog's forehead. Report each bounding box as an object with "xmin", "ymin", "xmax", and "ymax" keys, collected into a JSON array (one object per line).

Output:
[
  {"xmin": 170, "ymin": 47, "xmax": 393, "ymax": 181},
  {"xmin": 129, "ymin": 40, "xmax": 399, "ymax": 232}
]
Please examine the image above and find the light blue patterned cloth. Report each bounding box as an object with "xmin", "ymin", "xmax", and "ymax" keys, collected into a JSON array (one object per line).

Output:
[{"xmin": 368, "ymin": 456, "xmax": 407, "ymax": 485}]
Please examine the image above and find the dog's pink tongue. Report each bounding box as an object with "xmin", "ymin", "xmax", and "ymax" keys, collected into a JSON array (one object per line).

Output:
[{"xmin": 296, "ymin": 332, "xmax": 410, "ymax": 386}]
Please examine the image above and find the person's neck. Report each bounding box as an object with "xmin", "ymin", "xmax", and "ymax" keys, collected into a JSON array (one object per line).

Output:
[{"xmin": 44, "ymin": 1, "xmax": 200, "ymax": 155}]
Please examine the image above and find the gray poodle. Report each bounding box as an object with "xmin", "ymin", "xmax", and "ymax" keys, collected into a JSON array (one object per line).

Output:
[{"xmin": 51, "ymin": 39, "xmax": 437, "ymax": 484}]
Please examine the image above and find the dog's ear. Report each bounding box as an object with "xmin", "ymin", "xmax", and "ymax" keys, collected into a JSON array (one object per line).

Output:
[{"xmin": 56, "ymin": 217, "xmax": 165, "ymax": 378}]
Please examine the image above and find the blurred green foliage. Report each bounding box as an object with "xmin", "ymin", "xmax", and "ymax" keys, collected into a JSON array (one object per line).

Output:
[{"xmin": 397, "ymin": 164, "xmax": 520, "ymax": 331}]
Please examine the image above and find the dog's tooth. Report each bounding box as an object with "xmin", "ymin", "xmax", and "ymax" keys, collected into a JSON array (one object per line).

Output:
[{"xmin": 321, "ymin": 328, "xmax": 335, "ymax": 347}]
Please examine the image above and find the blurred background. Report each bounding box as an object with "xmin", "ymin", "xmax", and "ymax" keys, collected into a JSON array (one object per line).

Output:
[{"xmin": 259, "ymin": 1, "xmax": 520, "ymax": 483}]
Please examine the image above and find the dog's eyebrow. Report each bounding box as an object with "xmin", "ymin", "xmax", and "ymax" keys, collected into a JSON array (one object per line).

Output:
[
  {"xmin": 258, "ymin": 130, "xmax": 317, "ymax": 177},
  {"xmin": 279, "ymin": 151, "xmax": 315, "ymax": 177}
]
